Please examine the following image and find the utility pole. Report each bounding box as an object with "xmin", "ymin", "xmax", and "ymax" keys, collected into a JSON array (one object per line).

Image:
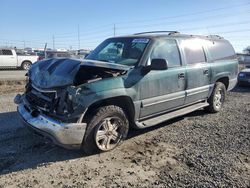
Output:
[
  {"xmin": 78, "ymin": 24, "xmax": 80, "ymax": 50},
  {"xmin": 113, "ymin": 24, "xmax": 116, "ymax": 37},
  {"xmin": 23, "ymin": 40, "xmax": 26, "ymax": 49},
  {"xmin": 52, "ymin": 35, "xmax": 55, "ymax": 50},
  {"xmin": 44, "ymin": 43, "xmax": 47, "ymax": 59}
]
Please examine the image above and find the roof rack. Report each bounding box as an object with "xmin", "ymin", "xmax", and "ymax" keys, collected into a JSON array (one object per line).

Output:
[
  {"xmin": 206, "ymin": 35, "xmax": 224, "ymax": 39},
  {"xmin": 134, "ymin": 31, "xmax": 180, "ymax": 35}
]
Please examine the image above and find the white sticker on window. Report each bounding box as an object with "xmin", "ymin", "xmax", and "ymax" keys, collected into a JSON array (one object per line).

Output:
[{"xmin": 132, "ymin": 38, "xmax": 149, "ymax": 43}]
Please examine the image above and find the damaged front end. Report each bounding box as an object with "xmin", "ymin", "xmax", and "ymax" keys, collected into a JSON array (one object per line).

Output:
[{"xmin": 14, "ymin": 58, "xmax": 129, "ymax": 149}]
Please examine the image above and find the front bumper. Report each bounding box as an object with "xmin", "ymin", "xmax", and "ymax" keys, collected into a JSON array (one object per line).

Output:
[
  {"xmin": 16, "ymin": 96, "xmax": 87, "ymax": 149},
  {"xmin": 238, "ymin": 77, "xmax": 250, "ymax": 86}
]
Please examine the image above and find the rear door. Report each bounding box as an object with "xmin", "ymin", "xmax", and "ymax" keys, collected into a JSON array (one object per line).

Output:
[
  {"xmin": 0, "ymin": 49, "xmax": 17, "ymax": 67},
  {"xmin": 139, "ymin": 38, "xmax": 186, "ymax": 118},
  {"xmin": 180, "ymin": 38, "xmax": 211, "ymax": 104}
]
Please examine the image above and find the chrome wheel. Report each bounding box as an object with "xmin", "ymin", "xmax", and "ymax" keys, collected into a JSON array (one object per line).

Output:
[
  {"xmin": 95, "ymin": 117, "xmax": 123, "ymax": 151},
  {"xmin": 214, "ymin": 88, "xmax": 223, "ymax": 109}
]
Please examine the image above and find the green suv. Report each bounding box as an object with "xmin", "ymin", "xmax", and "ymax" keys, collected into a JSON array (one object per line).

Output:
[{"xmin": 15, "ymin": 31, "xmax": 238, "ymax": 153}]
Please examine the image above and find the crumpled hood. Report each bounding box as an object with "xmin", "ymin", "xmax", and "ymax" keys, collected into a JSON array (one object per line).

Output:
[{"xmin": 29, "ymin": 58, "xmax": 130, "ymax": 89}]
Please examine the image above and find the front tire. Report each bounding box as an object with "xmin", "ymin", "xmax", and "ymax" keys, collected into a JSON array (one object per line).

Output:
[
  {"xmin": 205, "ymin": 82, "xmax": 226, "ymax": 113},
  {"xmin": 82, "ymin": 105, "xmax": 129, "ymax": 154}
]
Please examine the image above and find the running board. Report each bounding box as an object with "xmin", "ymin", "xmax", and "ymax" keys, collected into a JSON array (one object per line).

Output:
[{"xmin": 135, "ymin": 102, "xmax": 209, "ymax": 128}]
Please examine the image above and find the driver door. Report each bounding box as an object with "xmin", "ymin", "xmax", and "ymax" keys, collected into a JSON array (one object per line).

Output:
[{"xmin": 139, "ymin": 39, "xmax": 186, "ymax": 118}]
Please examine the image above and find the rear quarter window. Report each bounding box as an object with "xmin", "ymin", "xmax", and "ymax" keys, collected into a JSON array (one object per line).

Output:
[{"xmin": 207, "ymin": 40, "xmax": 235, "ymax": 61}]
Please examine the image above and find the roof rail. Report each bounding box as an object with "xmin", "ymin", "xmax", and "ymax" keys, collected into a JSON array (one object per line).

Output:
[
  {"xmin": 206, "ymin": 35, "xmax": 224, "ymax": 39},
  {"xmin": 134, "ymin": 31, "xmax": 180, "ymax": 35}
]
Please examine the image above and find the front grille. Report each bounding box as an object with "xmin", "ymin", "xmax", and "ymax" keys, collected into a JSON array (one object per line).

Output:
[
  {"xmin": 26, "ymin": 85, "xmax": 57, "ymax": 111},
  {"xmin": 26, "ymin": 92, "xmax": 51, "ymax": 110},
  {"xmin": 245, "ymin": 73, "xmax": 250, "ymax": 78}
]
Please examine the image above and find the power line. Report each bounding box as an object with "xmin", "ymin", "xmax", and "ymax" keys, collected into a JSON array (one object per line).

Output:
[
  {"xmin": 112, "ymin": 2, "xmax": 250, "ymax": 25},
  {"xmin": 117, "ymin": 11, "xmax": 250, "ymax": 30},
  {"xmin": 23, "ymin": 2, "xmax": 250, "ymax": 41}
]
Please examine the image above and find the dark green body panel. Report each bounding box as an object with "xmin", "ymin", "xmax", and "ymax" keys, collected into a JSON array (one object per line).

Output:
[{"xmin": 59, "ymin": 35, "xmax": 239, "ymax": 125}]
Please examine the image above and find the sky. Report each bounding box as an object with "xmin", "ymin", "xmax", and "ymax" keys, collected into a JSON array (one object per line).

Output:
[{"xmin": 0, "ymin": 0, "xmax": 250, "ymax": 52}]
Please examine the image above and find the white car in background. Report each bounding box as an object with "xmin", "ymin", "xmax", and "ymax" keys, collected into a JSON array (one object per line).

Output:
[{"xmin": 0, "ymin": 48, "xmax": 38, "ymax": 70}]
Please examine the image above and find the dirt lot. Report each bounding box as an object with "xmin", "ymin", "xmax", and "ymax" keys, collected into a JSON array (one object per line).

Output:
[
  {"xmin": 0, "ymin": 86, "xmax": 249, "ymax": 187},
  {"xmin": 0, "ymin": 80, "xmax": 25, "ymax": 94}
]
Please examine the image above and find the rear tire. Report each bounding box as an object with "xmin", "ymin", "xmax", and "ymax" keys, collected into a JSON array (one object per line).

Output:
[
  {"xmin": 82, "ymin": 105, "xmax": 129, "ymax": 154},
  {"xmin": 21, "ymin": 61, "xmax": 32, "ymax": 70},
  {"xmin": 205, "ymin": 82, "xmax": 226, "ymax": 113}
]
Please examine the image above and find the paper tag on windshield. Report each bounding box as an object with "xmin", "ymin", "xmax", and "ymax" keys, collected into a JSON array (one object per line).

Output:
[{"xmin": 132, "ymin": 38, "xmax": 149, "ymax": 43}]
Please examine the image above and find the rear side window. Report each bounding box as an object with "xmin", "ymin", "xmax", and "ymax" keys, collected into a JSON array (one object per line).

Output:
[
  {"xmin": 207, "ymin": 40, "xmax": 235, "ymax": 61},
  {"xmin": 150, "ymin": 39, "xmax": 181, "ymax": 67},
  {"xmin": 182, "ymin": 39, "xmax": 206, "ymax": 65},
  {"xmin": 2, "ymin": 49, "xmax": 13, "ymax": 55}
]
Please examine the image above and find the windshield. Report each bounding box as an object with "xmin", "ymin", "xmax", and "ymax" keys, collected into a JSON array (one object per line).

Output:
[{"xmin": 86, "ymin": 37, "xmax": 150, "ymax": 66}]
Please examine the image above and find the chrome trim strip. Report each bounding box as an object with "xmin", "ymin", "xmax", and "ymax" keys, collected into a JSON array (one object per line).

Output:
[
  {"xmin": 32, "ymin": 84, "xmax": 57, "ymax": 93},
  {"xmin": 143, "ymin": 95, "xmax": 185, "ymax": 108},
  {"xmin": 187, "ymin": 89, "xmax": 209, "ymax": 96}
]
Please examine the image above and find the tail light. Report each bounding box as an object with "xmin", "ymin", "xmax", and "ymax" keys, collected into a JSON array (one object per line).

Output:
[{"xmin": 37, "ymin": 56, "xmax": 43, "ymax": 61}]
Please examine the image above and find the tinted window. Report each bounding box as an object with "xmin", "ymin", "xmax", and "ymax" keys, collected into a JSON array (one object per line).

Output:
[
  {"xmin": 2, "ymin": 49, "xmax": 13, "ymax": 55},
  {"xmin": 207, "ymin": 40, "xmax": 235, "ymax": 60},
  {"xmin": 150, "ymin": 39, "xmax": 181, "ymax": 67},
  {"xmin": 182, "ymin": 39, "xmax": 206, "ymax": 64},
  {"xmin": 0, "ymin": 50, "xmax": 2, "ymax": 55}
]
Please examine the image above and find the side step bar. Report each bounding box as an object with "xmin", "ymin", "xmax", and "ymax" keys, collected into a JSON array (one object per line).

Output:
[{"xmin": 135, "ymin": 102, "xmax": 209, "ymax": 128}]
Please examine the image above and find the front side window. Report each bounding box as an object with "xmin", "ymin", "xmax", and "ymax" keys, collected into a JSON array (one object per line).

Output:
[
  {"xmin": 87, "ymin": 38, "xmax": 149, "ymax": 66},
  {"xmin": 150, "ymin": 39, "xmax": 181, "ymax": 68},
  {"xmin": 182, "ymin": 39, "xmax": 206, "ymax": 65}
]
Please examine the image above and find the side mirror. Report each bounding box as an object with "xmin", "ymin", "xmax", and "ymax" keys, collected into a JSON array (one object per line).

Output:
[{"xmin": 150, "ymin": 59, "xmax": 168, "ymax": 70}]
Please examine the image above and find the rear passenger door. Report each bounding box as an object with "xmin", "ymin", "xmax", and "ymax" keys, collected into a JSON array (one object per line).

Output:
[
  {"xmin": 139, "ymin": 38, "xmax": 186, "ymax": 118},
  {"xmin": 180, "ymin": 39, "xmax": 211, "ymax": 104}
]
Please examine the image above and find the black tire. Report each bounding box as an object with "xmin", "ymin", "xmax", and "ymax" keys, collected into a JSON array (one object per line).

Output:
[
  {"xmin": 82, "ymin": 105, "xmax": 129, "ymax": 154},
  {"xmin": 21, "ymin": 61, "xmax": 32, "ymax": 70},
  {"xmin": 205, "ymin": 82, "xmax": 226, "ymax": 113}
]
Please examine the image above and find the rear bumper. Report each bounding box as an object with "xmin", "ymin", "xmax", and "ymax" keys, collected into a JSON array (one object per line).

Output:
[{"xmin": 17, "ymin": 97, "xmax": 87, "ymax": 149}]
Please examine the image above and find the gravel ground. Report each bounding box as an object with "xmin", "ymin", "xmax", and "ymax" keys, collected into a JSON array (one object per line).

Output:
[{"xmin": 0, "ymin": 87, "xmax": 249, "ymax": 187}]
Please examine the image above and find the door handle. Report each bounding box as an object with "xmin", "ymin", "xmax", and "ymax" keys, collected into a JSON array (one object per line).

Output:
[
  {"xmin": 178, "ymin": 73, "xmax": 185, "ymax": 79},
  {"xmin": 203, "ymin": 69, "xmax": 209, "ymax": 75}
]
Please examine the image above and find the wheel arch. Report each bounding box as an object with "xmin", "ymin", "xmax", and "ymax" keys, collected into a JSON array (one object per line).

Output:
[
  {"xmin": 215, "ymin": 76, "xmax": 229, "ymax": 89},
  {"xmin": 21, "ymin": 60, "xmax": 32, "ymax": 65},
  {"xmin": 83, "ymin": 96, "xmax": 136, "ymax": 125}
]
